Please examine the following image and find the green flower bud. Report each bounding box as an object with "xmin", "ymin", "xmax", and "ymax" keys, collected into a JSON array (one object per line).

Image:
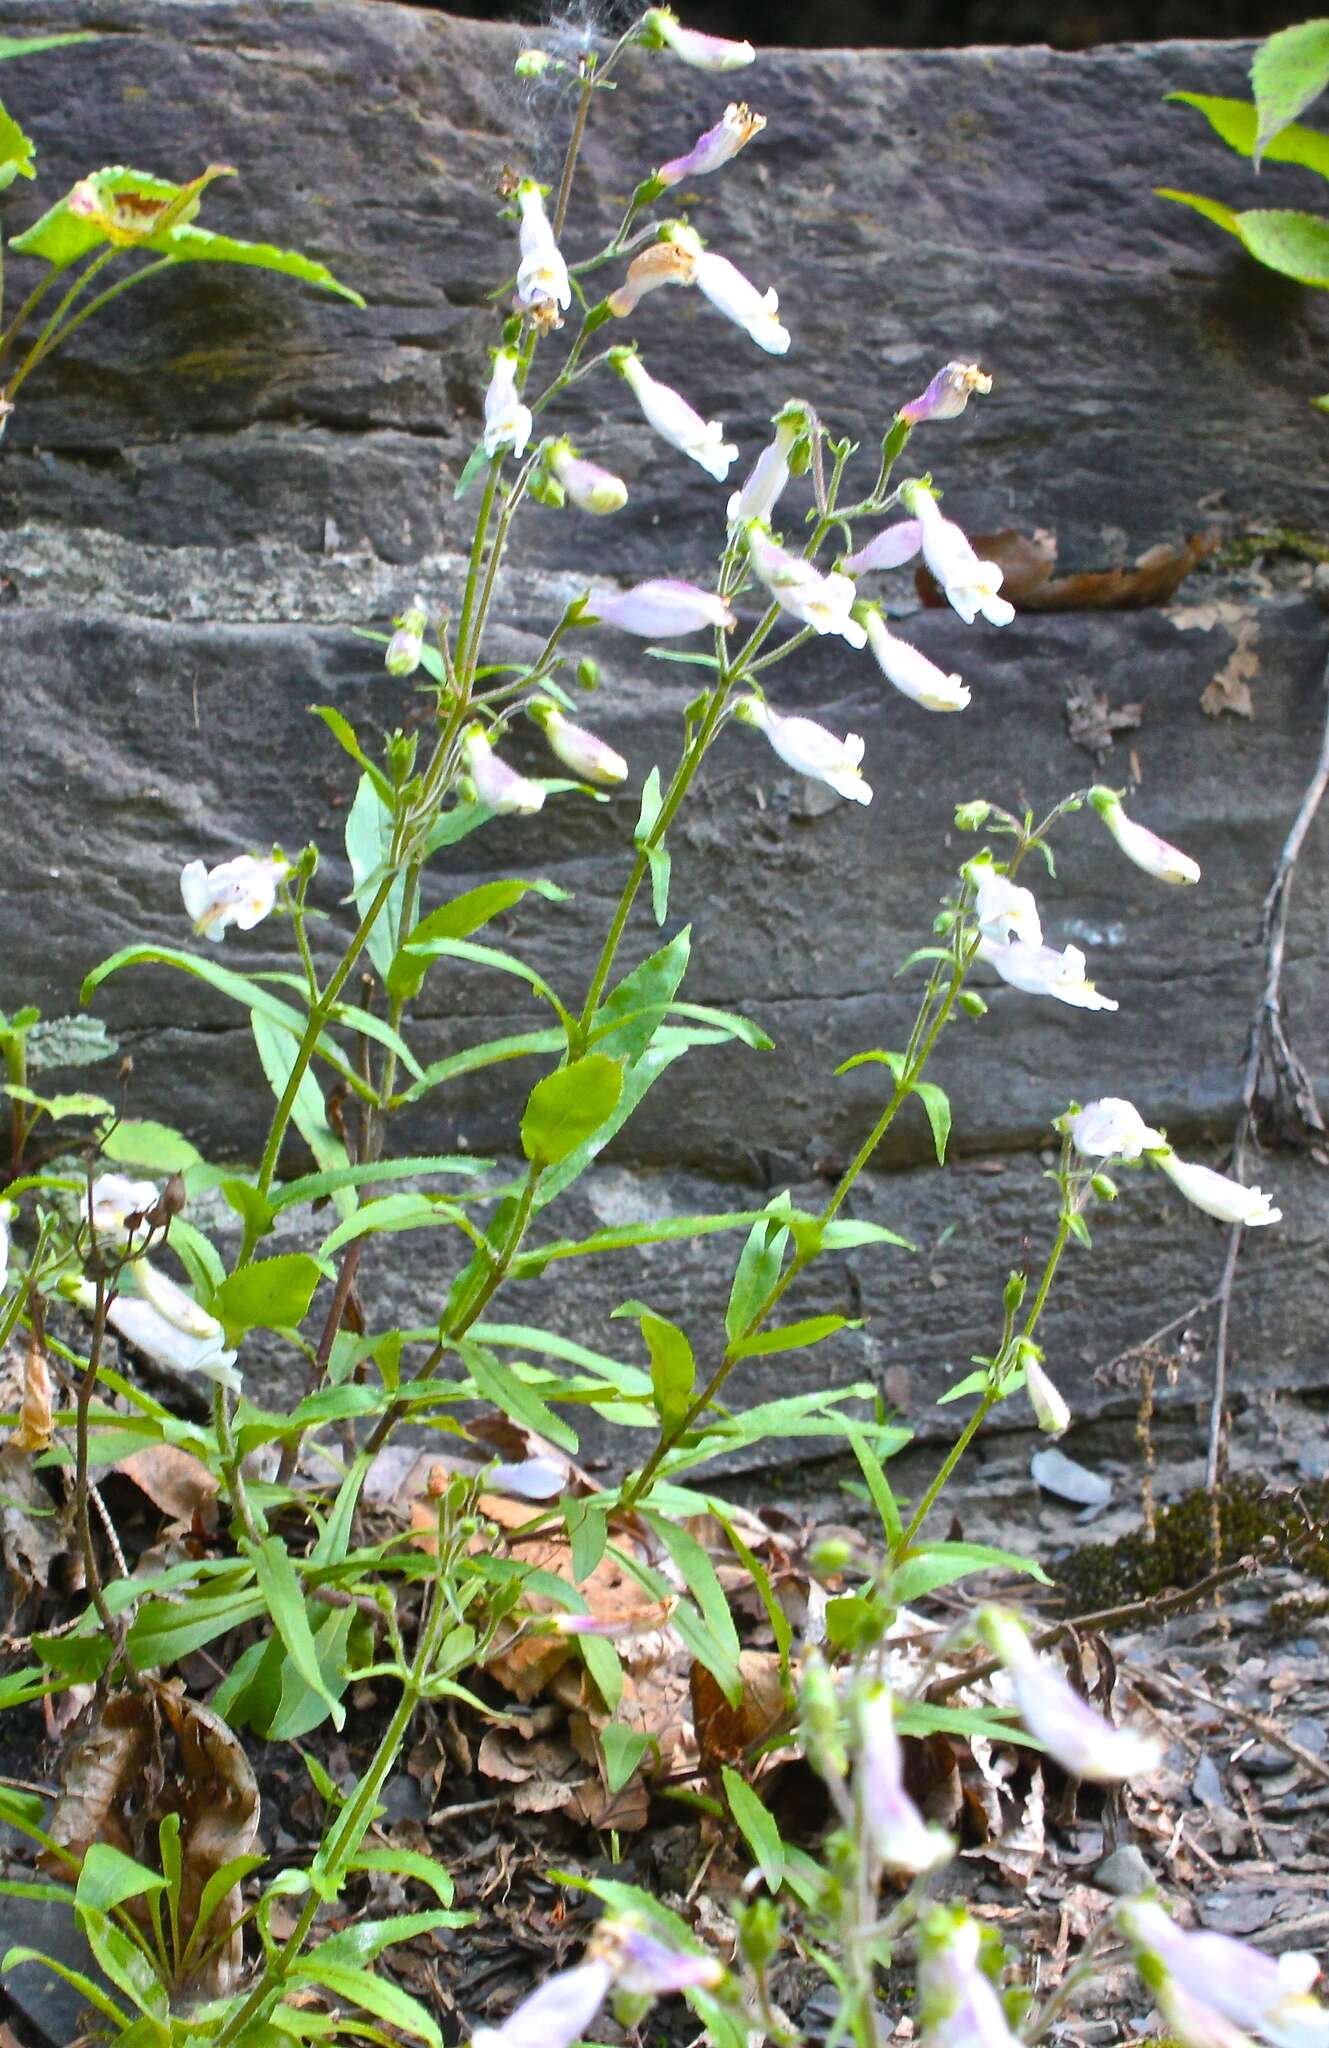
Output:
[
  {"xmin": 954, "ymin": 799, "xmax": 991, "ymax": 831},
  {"xmin": 739, "ymin": 1898, "xmax": 782, "ymax": 1970},
  {"xmin": 576, "ymin": 657, "xmax": 601, "ymax": 691},
  {"xmin": 958, "ymin": 990, "xmax": 988, "ymax": 1018},
  {"xmin": 514, "ymin": 48, "xmax": 550, "ymax": 76},
  {"xmin": 1003, "ymin": 1270, "xmax": 1027, "ymax": 1314},
  {"xmin": 1091, "ymin": 1173, "xmax": 1118, "ymax": 1200},
  {"xmin": 810, "ymin": 1535, "xmax": 852, "ymax": 1577}
]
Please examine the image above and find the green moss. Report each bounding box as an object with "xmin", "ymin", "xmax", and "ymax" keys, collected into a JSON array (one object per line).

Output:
[
  {"xmin": 1217, "ymin": 528, "xmax": 1329, "ymax": 567},
  {"xmin": 1058, "ymin": 1476, "xmax": 1329, "ymax": 1612}
]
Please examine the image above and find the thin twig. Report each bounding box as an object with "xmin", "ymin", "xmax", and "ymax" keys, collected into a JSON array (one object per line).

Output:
[
  {"xmin": 1208, "ymin": 649, "xmax": 1329, "ymax": 1491},
  {"xmin": 1137, "ymin": 1663, "xmax": 1329, "ymax": 1786}
]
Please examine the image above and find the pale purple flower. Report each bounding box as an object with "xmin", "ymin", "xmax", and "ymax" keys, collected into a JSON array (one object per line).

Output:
[
  {"xmin": 862, "ymin": 610, "xmax": 970, "ymax": 711},
  {"xmin": 607, "ymin": 238, "xmax": 698, "ymax": 317},
  {"xmin": 482, "ymin": 349, "xmax": 532, "ymax": 460},
  {"xmin": 733, "ymin": 696, "xmax": 871, "ymax": 805},
  {"xmin": 534, "ymin": 707, "xmax": 629, "ymax": 786},
  {"xmin": 658, "ymin": 102, "xmax": 766, "ymax": 187},
  {"xmin": 1066, "ymin": 1097, "xmax": 1163, "ymax": 1163},
  {"xmin": 971, "ymin": 867, "xmax": 1042, "ymax": 948},
  {"xmin": 547, "ymin": 442, "xmax": 628, "ymax": 515},
  {"xmin": 181, "ymin": 855, "xmax": 285, "ymax": 941},
  {"xmin": 386, "ymin": 594, "xmax": 428, "ymax": 677},
  {"xmin": 471, "ymin": 1959, "xmax": 613, "ymax": 2048},
  {"xmin": 1153, "ymin": 1150, "xmax": 1281, "ymax": 1227},
  {"xmin": 613, "ymin": 351, "xmax": 738, "ymax": 481},
  {"xmin": 693, "ymin": 250, "xmax": 789, "ymax": 354},
  {"xmin": 642, "ymin": 7, "xmax": 756, "ymax": 70},
  {"xmin": 919, "ymin": 1910, "xmax": 1023, "ymax": 2048},
  {"xmin": 976, "ymin": 937, "xmax": 1118, "ymax": 1012},
  {"xmin": 461, "ymin": 726, "xmax": 545, "ymax": 816},
  {"xmin": 842, "ymin": 519, "xmax": 925, "ymax": 576},
  {"xmin": 89, "ymin": 1174, "xmax": 161, "ymax": 1244},
  {"xmin": 726, "ymin": 403, "xmax": 807, "ymax": 526},
  {"xmin": 590, "ymin": 579, "xmax": 734, "ymax": 637},
  {"xmin": 898, "ymin": 361, "xmax": 992, "ymax": 426},
  {"xmin": 858, "ymin": 1688, "xmax": 953, "ymax": 1873},
  {"xmin": 900, "ymin": 484, "xmax": 1015, "ymax": 627},
  {"xmin": 1116, "ymin": 1898, "xmax": 1329, "ymax": 2048},
  {"xmin": 516, "ymin": 180, "xmax": 571, "ymax": 314},
  {"xmin": 487, "ymin": 1456, "xmax": 567, "ymax": 1500},
  {"xmin": 980, "ymin": 1608, "xmax": 1160, "ymax": 1781},
  {"xmin": 745, "ymin": 525, "xmax": 866, "ymax": 646},
  {"xmin": 1089, "ymin": 787, "xmax": 1201, "ymax": 886},
  {"xmin": 600, "ymin": 1919, "xmax": 724, "ymax": 1995}
]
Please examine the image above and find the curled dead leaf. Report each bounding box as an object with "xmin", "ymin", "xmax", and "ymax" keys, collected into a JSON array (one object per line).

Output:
[
  {"xmin": 916, "ymin": 529, "xmax": 1216, "ymax": 612},
  {"xmin": 11, "ymin": 1328, "xmax": 53, "ymax": 1452},
  {"xmin": 114, "ymin": 1443, "xmax": 218, "ymax": 1524},
  {"xmin": 692, "ymin": 1650, "xmax": 790, "ymax": 1771}
]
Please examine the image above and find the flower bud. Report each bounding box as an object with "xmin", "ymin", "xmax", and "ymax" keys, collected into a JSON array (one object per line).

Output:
[
  {"xmin": 739, "ymin": 1898, "xmax": 782, "ymax": 1970},
  {"xmin": 898, "ymin": 361, "xmax": 992, "ymax": 426},
  {"xmin": 1091, "ymin": 1173, "xmax": 1119, "ymax": 1200},
  {"xmin": 810, "ymin": 1535, "xmax": 852, "ymax": 1576},
  {"xmin": 954, "ymin": 799, "xmax": 991, "ymax": 831},
  {"xmin": 958, "ymin": 990, "xmax": 988, "ymax": 1017},
  {"xmin": 576, "ymin": 657, "xmax": 601, "ymax": 691},
  {"xmin": 461, "ymin": 725, "xmax": 545, "ymax": 816},
  {"xmin": 532, "ymin": 704, "xmax": 629, "ymax": 786},
  {"xmin": 514, "ymin": 48, "xmax": 550, "ymax": 76},
  {"xmin": 799, "ymin": 1650, "xmax": 847, "ymax": 1779},
  {"xmin": 1003, "ymin": 1270, "xmax": 1027, "ymax": 1313},
  {"xmin": 547, "ymin": 439, "xmax": 628, "ymax": 515},
  {"xmin": 1088, "ymin": 785, "xmax": 1201, "ymax": 886},
  {"xmin": 1022, "ymin": 1351, "xmax": 1070, "ymax": 1436},
  {"xmin": 641, "ymin": 6, "xmax": 756, "ymax": 70},
  {"xmin": 385, "ymin": 593, "xmax": 428, "ymax": 677}
]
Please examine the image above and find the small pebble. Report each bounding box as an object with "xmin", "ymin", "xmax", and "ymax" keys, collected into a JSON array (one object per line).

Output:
[{"xmin": 1093, "ymin": 1843, "xmax": 1153, "ymax": 1894}]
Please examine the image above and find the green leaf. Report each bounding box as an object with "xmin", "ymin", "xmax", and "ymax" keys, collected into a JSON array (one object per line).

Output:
[
  {"xmin": 846, "ymin": 1422, "xmax": 903, "ymax": 1547},
  {"xmin": 588, "ymin": 929, "xmax": 691, "ymax": 1063},
  {"xmin": 510, "ymin": 1207, "xmax": 769, "ymax": 1275},
  {"xmin": 1253, "ymin": 18, "xmax": 1329, "ymax": 160},
  {"xmin": 274, "ymin": 1153, "xmax": 486, "ymax": 1213},
  {"xmin": 890, "ymin": 1540, "xmax": 1049, "ymax": 1604},
  {"xmin": 532, "ymin": 1031, "xmax": 692, "ymax": 1209},
  {"xmin": 1168, "ymin": 90, "xmax": 1329, "ymax": 177},
  {"xmin": 729, "ymin": 1314, "xmax": 855, "ymax": 1362},
  {"xmin": 601, "ymin": 1723, "xmax": 653, "ymax": 1796},
  {"xmin": 0, "ymin": 97, "xmax": 34, "ymax": 190},
  {"xmin": 914, "ymin": 1081, "xmax": 951, "ymax": 1165},
  {"xmin": 611, "ymin": 1541, "xmax": 741, "ymax": 1704},
  {"xmin": 1155, "ymin": 186, "xmax": 1242, "ymax": 236},
  {"xmin": 666, "ymin": 1000, "xmax": 772, "ymax": 1051},
  {"xmin": 636, "ymin": 1310, "xmax": 695, "ymax": 1429},
  {"xmin": 726, "ymin": 1201, "xmax": 792, "ymax": 1345},
  {"xmin": 1234, "ymin": 206, "xmax": 1329, "ymax": 284},
  {"xmin": 0, "ymin": 1948, "xmax": 128, "ymax": 2029},
  {"xmin": 459, "ymin": 1341, "xmax": 579, "ymax": 1452},
  {"xmin": 291, "ymin": 1958, "xmax": 441, "ymax": 2046},
  {"xmin": 310, "ymin": 706, "xmax": 393, "ymax": 799},
  {"xmin": 0, "ymin": 31, "xmax": 99, "ymax": 57},
  {"xmin": 127, "ymin": 1586, "xmax": 266, "ymax": 1667},
  {"xmin": 211, "ymin": 1253, "xmax": 322, "ymax": 1342},
  {"xmin": 641, "ymin": 1511, "xmax": 742, "ymax": 1676},
  {"xmin": 454, "ymin": 442, "xmax": 493, "ymax": 500},
  {"xmin": 318, "ymin": 1191, "xmax": 467, "ymax": 1259},
  {"xmin": 390, "ymin": 877, "xmax": 570, "ymax": 1002},
  {"xmin": 248, "ymin": 1535, "xmax": 346, "ymax": 1731},
  {"xmin": 937, "ymin": 1366, "xmax": 990, "ymax": 1405},
  {"xmin": 81, "ymin": 944, "xmax": 351, "ymax": 1081},
  {"xmin": 75, "ymin": 1844, "xmax": 166, "ymax": 1912},
  {"xmin": 818, "ymin": 1218, "xmax": 914, "ymax": 1253},
  {"xmin": 101, "ymin": 1118, "xmax": 203, "ymax": 1173},
  {"xmin": 347, "ymin": 1848, "xmax": 457, "ymax": 1907},
  {"xmin": 521, "ymin": 1054, "xmax": 624, "ymax": 1167},
  {"xmin": 397, "ymin": 1026, "xmax": 566, "ymax": 1105},
  {"xmin": 634, "ymin": 766, "xmax": 672, "ymax": 925},
  {"xmin": 345, "ymin": 773, "xmax": 405, "ymax": 984},
  {"xmin": 721, "ymin": 1768, "xmax": 784, "ymax": 1889}
]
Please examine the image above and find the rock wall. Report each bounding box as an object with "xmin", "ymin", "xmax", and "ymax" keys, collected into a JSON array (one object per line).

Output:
[{"xmin": 2, "ymin": 1, "xmax": 1328, "ymax": 1462}]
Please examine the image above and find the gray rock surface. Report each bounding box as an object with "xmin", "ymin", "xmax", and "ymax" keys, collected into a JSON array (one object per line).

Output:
[{"xmin": 2, "ymin": 3, "xmax": 1328, "ymax": 1469}]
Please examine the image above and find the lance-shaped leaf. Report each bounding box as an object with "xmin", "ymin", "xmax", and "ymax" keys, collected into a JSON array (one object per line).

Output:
[
  {"xmin": 1169, "ymin": 91, "xmax": 1329, "ymax": 178},
  {"xmin": 1252, "ymin": 18, "xmax": 1329, "ymax": 161},
  {"xmin": 521, "ymin": 1054, "xmax": 624, "ymax": 1167},
  {"xmin": 0, "ymin": 31, "xmax": 99, "ymax": 58},
  {"xmin": 0, "ymin": 98, "xmax": 34, "ymax": 190}
]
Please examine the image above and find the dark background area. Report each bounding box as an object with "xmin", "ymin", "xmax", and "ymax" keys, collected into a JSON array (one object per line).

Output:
[{"xmin": 400, "ymin": 0, "xmax": 1307, "ymax": 50}]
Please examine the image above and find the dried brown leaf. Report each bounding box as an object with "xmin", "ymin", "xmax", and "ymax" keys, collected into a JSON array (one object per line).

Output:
[
  {"xmin": 42, "ymin": 1689, "xmax": 155, "ymax": 1869},
  {"xmin": 692, "ymin": 1650, "xmax": 789, "ymax": 1771},
  {"xmin": 11, "ymin": 1330, "xmax": 53, "ymax": 1452},
  {"xmin": 1064, "ymin": 686, "xmax": 1144, "ymax": 758},
  {"xmin": 916, "ymin": 530, "xmax": 1216, "ymax": 612},
  {"xmin": 115, "ymin": 1444, "xmax": 218, "ymax": 1523}
]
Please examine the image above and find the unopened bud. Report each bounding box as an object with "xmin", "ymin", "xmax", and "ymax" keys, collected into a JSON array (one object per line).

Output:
[
  {"xmin": 385, "ymin": 594, "xmax": 428, "ymax": 677},
  {"xmin": 810, "ymin": 1535, "xmax": 852, "ymax": 1576},
  {"xmin": 954, "ymin": 799, "xmax": 991, "ymax": 831},
  {"xmin": 739, "ymin": 1898, "xmax": 782, "ymax": 1970},
  {"xmin": 958, "ymin": 990, "xmax": 988, "ymax": 1017},
  {"xmin": 1091, "ymin": 1173, "xmax": 1119, "ymax": 1200},
  {"xmin": 1003, "ymin": 1270, "xmax": 1027, "ymax": 1314},
  {"xmin": 514, "ymin": 48, "xmax": 550, "ymax": 76},
  {"xmin": 576, "ymin": 657, "xmax": 601, "ymax": 691}
]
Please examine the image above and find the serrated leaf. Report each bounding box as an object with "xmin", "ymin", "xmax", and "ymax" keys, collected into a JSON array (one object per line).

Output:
[
  {"xmin": 1169, "ymin": 90, "xmax": 1329, "ymax": 177},
  {"xmin": 1235, "ymin": 206, "xmax": 1329, "ymax": 284},
  {"xmin": 1252, "ymin": 18, "xmax": 1329, "ymax": 160},
  {"xmin": 0, "ymin": 97, "xmax": 34, "ymax": 191},
  {"xmin": 521, "ymin": 1054, "xmax": 623, "ymax": 1166}
]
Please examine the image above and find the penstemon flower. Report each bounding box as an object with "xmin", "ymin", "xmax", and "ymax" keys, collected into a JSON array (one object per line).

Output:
[
  {"xmin": 532, "ymin": 705, "xmax": 629, "ymax": 785},
  {"xmin": 89, "ymin": 1174, "xmax": 161, "ymax": 1244},
  {"xmin": 980, "ymin": 1607, "xmax": 1161, "ymax": 1780},
  {"xmin": 642, "ymin": 6, "xmax": 756, "ymax": 70},
  {"xmin": 471, "ymin": 1959, "xmax": 615, "ymax": 2048},
  {"xmin": 546, "ymin": 440, "xmax": 629, "ymax": 515},
  {"xmin": 1066, "ymin": 1096, "xmax": 1163, "ymax": 1162},
  {"xmin": 861, "ymin": 608, "xmax": 971, "ymax": 711},
  {"xmin": 131, "ymin": 1258, "xmax": 227, "ymax": 1342},
  {"xmin": 842, "ymin": 518, "xmax": 925, "ymax": 575},
  {"xmin": 385, "ymin": 593, "xmax": 428, "ymax": 677},
  {"xmin": 858, "ymin": 1687, "xmax": 954, "ymax": 1873},
  {"xmin": 607, "ymin": 237, "xmax": 698, "ymax": 316},
  {"xmin": 76, "ymin": 1278, "xmax": 242, "ymax": 1393},
  {"xmin": 515, "ymin": 180, "xmax": 570, "ymax": 315},
  {"xmin": 693, "ymin": 249, "xmax": 790, "ymax": 354},
  {"xmin": 899, "ymin": 482, "xmax": 1016, "ymax": 627},
  {"xmin": 595, "ymin": 1918, "xmax": 724, "ymax": 1995},
  {"xmin": 612, "ymin": 350, "xmax": 738, "ymax": 481},
  {"xmin": 461, "ymin": 726, "xmax": 545, "ymax": 815},
  {"xmin": 482, "ymin": 348, "xmax": 532, "ymax": 459},
  {"xmin": 180, "ymin": 854, "xmax": 285, "ymax": 941},
  {"xmin": 1152, "ymin": 1149, "xmax": 1281, "ymax": 1226},
  {"xmin": 745, "ymin": 523, "xmax": 867, "ymax": 646},
  {"xmin": 1116, "ymin": 1898, "xmax": 1329, "ymax": 2048},
  {"xmin": 898, "ymin": 360, "xmax": 992, "ymax": 426},
  {"xmin": 918, "ymin": 1909, "xmax": 1023, "ymax": 2048},
  {"xmin": 733, "ymin": 695, "xmax": 872, "ymax": 805},
  {"xmin": 1024, "ymin": 1352, "xmax": 1070, "ymax": 1434},
  {"xmin": 1089, "ymin": 786, "xmax": 1201, "ymax": 886},
  {"xmin": 657, "ymin": 102, "xmax": 766, "ymax": 187},
  {"xmin": 589, "ymin": 579, "xmax": 735, "ymax": 637},
  {"xmin": 726, "ymin": 401, "xmax": 808, "ymax": 526},
  {"xmin": 970, "ymin": 866, "xmax": 1043, "ymax": 947},
  {"xmin": 977, "ymin": 936, "xmax": 1118, "ymax": 1012}
]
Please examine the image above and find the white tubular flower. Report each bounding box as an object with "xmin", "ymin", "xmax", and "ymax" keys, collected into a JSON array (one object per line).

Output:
[
  {"xmin": 970, "ymin": 867, "xmax": 1043, "ymax": 948},
  {"xmin": 590, "ymin": 578, "xmax": 735, "ymax": 637},
  {"xmin": 129, "ymin": 1258, "xmax": 224, "ymax": 1342},
  {"xmin": 1067, "ymin": 1097, "xmax": 1164, "ymax": 1163},
  {"xmin": 1024, "ymin": 1354, "xmax": 1070, "ymax": 1436},
  {"xmin": 733, "ymin": 696, "xmax": 871, "ymax": 806},
  {"xmin": 0, "ymin": 1200, "xmax": 13, "ymax": 1292},
  {"xmin": 658, "ymin": 102, "xmax": 766, "ymax": 187},
  {"xmin": 919, "ymin": 1910, "xmax": 1024, "ymax": 2048},
  {"xmin": 1152, "ymin": 1149, "xmax": 1281, "ymax": 1227},
  {"xmin": 981, "ymin": 1608, "xmax": 1161, "ymax": 1781},
  {"xmin": 105, "ymin": 1295, "xmax": 241, "ymax": 1393},
  {"xmin": 547, "ymin": 441, "xmax": 628, "ymax": 515},
  {"xmin": 858, "ymin": 1688, "xmax": 953, "ymax": 1873},
  {"xmin": 614, "ymin": 351, "xmax": 738, "ymax": 481},
  {"xmin": 862, "ymin": 609, "xmax": 970, "ymax": 711},
  {"xmin": 693, "ymin": 250, "xmax": 790, "ymax": 355},
  {"xmin": 471, "ymin": 1959, "xmax": 614, "ymax": 2048},
  {"xmin": 89, "ymin": 1174, "xmax": 161, "ymax": 1244},
  {"xmin": 180, "ymin": 854, "xmax": 284, "ymax": 942},
  {"xmin": 386, "ymin": 594, "xmax": 428, "ymax": 677},
  {"xmin": 900, "ymin": 483, "xmax": 1015, "ymax": 627},
  {"xmin": 726, "ymin": 403, "xmax": 807, "ymax": 527},
  {"xmin": 482, "ymin": 348, "xmax": 532, "ymax": 460},
  {"xmin": 842, "ymin": 519, "xmax": 924, "ymax": 576},
  {"xmin": 1116, "ymin": 1898, "xmax": 1329, "ymax": 2048},
  {"xmin": 898, "ymin": 361, "xmax": 992, "ymax": 426},
  {"xmin": 534, "ymin": 706, "xmax": 628, "ymax": 786},
  {"xmin": 745, "ymin": 524, "xmax": 867, "ymax": 647},
  {"xmin": 977, "ymin": 936, "xmax": 1118, "ymax": 1012},
  {"xmin": 606, "ymin": 237, "xmax": 698, "ymax": 317},
  {"xmin": 642, "ymin": 7, "xmax": 756, "ymax": 70},
  {"xmin": 1089, "ymin": 786, "xmax": 1201, "ymax": 886},
  {"xmin": 461, "ymin": 726, "xmax": 545, "ymax": 816},
  {"xmin": 515, "ymin": 180, "xmax": 570, "ymax": 314}
]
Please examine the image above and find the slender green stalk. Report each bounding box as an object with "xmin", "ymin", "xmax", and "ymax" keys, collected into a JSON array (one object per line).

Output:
[
  {"xmin": 4, "ymin": 245, "xmax": 117, "ymax": 400},
  {"xmin": 213, "ymin": 1383, "xmax": 264, "ymax": 1547},
  {"xmin": 0, "ymin": 266, "xmax": 60, "ymax": 376},
  {"xmin": 9, "ymin": 255, "xmax": 178, "ymax": 395}
]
